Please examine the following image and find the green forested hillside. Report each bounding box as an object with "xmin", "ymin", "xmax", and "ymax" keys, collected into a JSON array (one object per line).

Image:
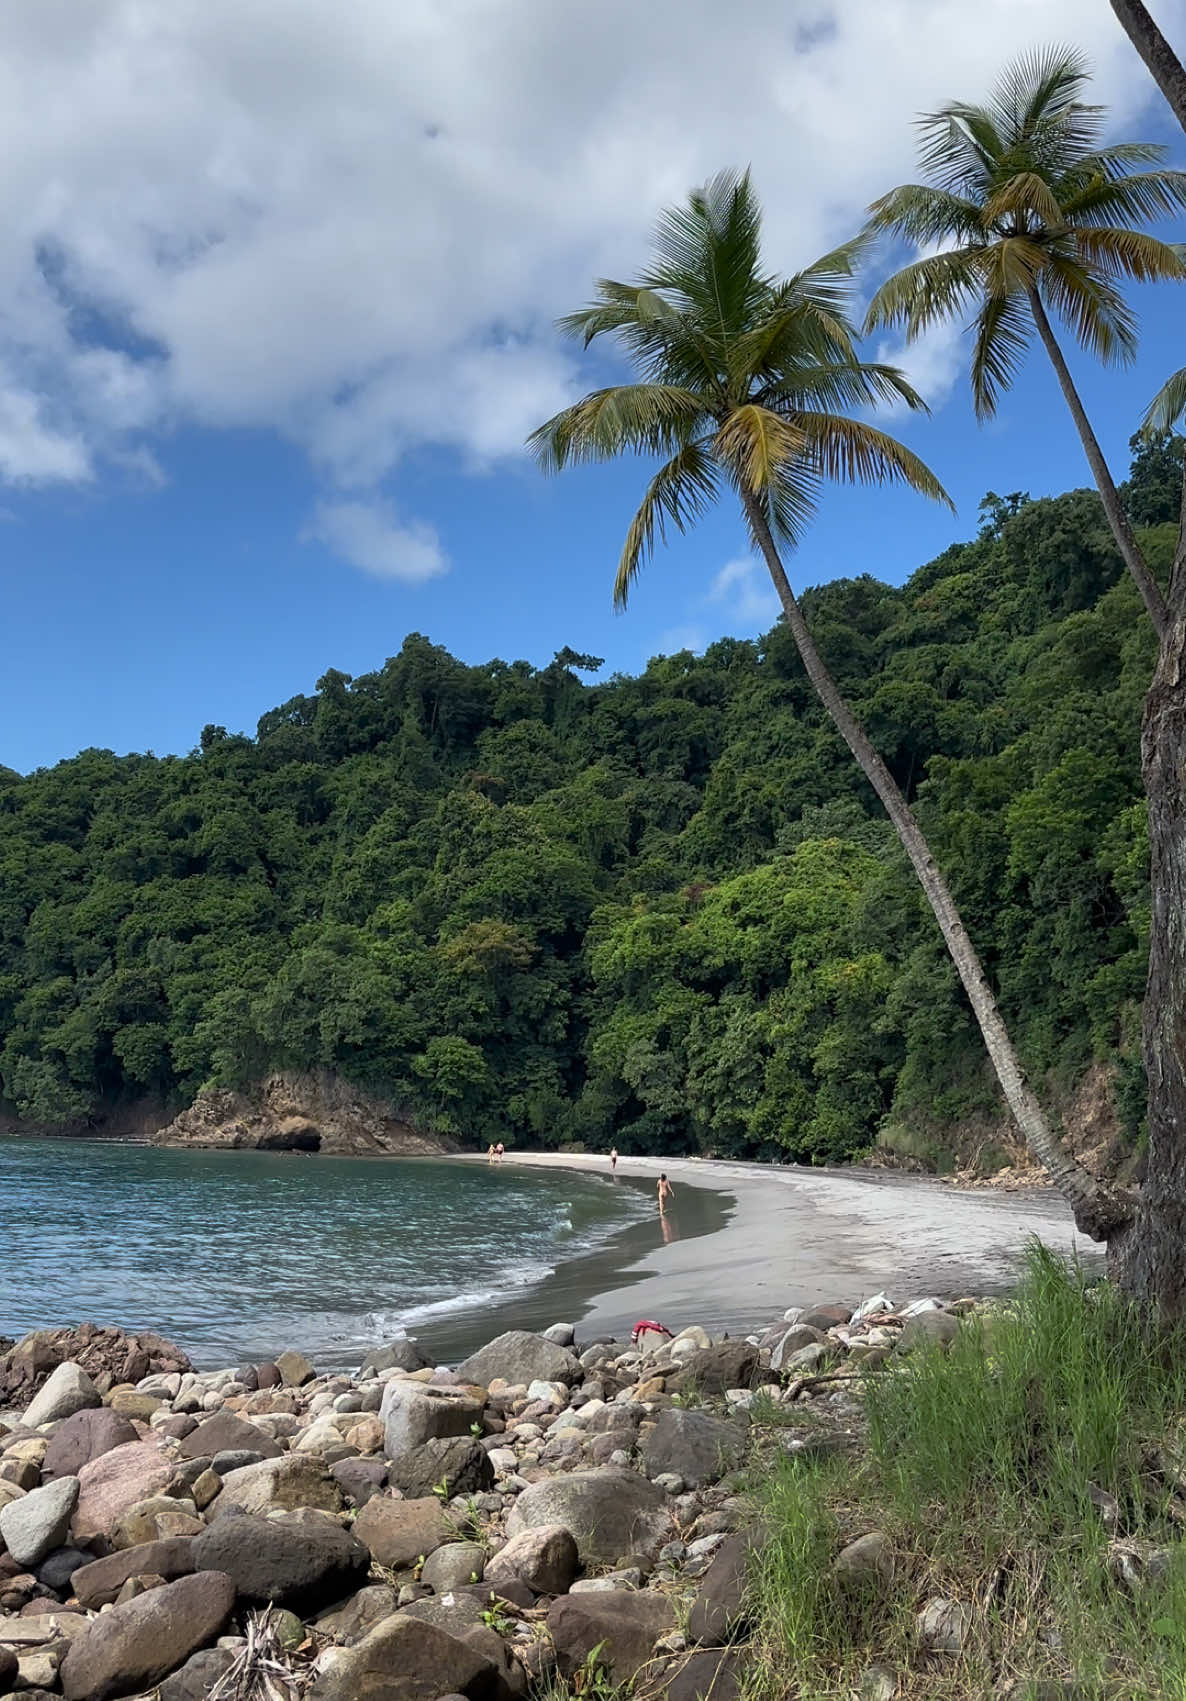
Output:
[{"xmin": 2, "ymin": 438, "xmax": 1179, "ymax": 1162}]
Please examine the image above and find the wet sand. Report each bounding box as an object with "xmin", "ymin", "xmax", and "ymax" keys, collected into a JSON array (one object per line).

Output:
[{"xmin": 436, "ymin": 1152, "xmax": 1101, "ymax": 1351}]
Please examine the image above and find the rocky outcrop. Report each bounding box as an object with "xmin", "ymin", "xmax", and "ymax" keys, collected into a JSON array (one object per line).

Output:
[
  {"xmin": 0, "ymin": 1325, "xmax": 191, "ymax": 1406},
  {"xmin": 150, "ymin": 1071, "xmax": 457, "ymax": 1157}
]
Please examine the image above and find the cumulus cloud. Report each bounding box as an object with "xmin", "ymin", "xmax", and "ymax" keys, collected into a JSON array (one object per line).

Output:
[
  {"xmin": 709, "ymin": 557, "xmax": 782, "ymax": 627},
  {"xmin": 307, "ymin": 500, "xmax": 448, "ymax": 583},
  {"xmin": 0, "ymin": 0, "xmax": 1165, "ymax": 560}
]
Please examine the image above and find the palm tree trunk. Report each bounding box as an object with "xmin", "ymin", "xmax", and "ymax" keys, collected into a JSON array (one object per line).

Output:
[
  {"xmin": 1109, "ymin": 0, "xmax": 1186, "ymax": 134},
  {"xmin": 1109, "ymin": 459, "xmax": 1186, "ymax": 1313},
  {"xmin": 741, "ymin": 486, "xmax": 1129, "ymax": 1242},
  {"xmin": 1027, "ymin": 287, "xmax": 1169, "ymax": 637}
]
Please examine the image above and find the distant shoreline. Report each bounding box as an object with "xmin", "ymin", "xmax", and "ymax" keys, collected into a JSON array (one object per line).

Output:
[{"xmin": 450, "ymin": 1148, "xmax": 1100, "ymax": 1344}]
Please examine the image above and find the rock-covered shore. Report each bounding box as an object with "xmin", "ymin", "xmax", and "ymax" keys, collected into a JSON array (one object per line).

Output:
[{"xmin": 0, "ymin": 1294, "xmax": 973, "ymax": 1700}]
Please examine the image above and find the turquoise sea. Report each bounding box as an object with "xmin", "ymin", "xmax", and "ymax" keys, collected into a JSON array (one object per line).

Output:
[{"xmin": 0, "ymin": 1139, "xmax": 656, "ymax": 1369}]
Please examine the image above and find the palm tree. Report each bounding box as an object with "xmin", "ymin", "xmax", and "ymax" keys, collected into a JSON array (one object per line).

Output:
[
  {"xmin": 1109, "ymin": 0, "xmax": 1186, "ymax": 135},
  {"xmin": 864, "ymin": 47, "xmax": 1186, "ymax": 639},
  {"xmin": 529, "ymin": 169, "xmax": 1121, "ymax": 1239}
]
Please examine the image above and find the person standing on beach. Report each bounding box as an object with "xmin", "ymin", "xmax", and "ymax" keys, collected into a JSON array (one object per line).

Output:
[
  {"xmin": 610, "ymin": 1147, "xmax": 618, "ymax": 1172},
  {"xmin": 657, "ymin": 1172, "xmax": 673, "ymax": 1214}
]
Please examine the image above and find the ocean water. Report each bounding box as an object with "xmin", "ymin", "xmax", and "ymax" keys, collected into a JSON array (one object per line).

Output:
[{"xmin": 0, "ymin": 1139, "xmax": 653, "ymax": 1370}]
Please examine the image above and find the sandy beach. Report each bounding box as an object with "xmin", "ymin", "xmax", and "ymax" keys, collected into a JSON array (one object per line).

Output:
[{"xmin": 477, "ymin": 1151, "xmax": 1100, "ymax": 1344}]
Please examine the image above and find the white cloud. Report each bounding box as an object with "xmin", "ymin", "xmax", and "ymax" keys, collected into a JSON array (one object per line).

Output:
[
  {"xmin": 0, "ymin": 378, "xmax": 91, "ymax": 484},
  {"xmin": 709, "ymin": 557, "xmax": 782, "ymax": 627},
  {"xmin": 0, "ymin": 0, "xmax": 1166, "ymax": 560},
  {"xmin": 657, "ymin": 624, "xmax": 708, "ymax": 655},
  {"xmin": 307, "ymin": 499, "xmax": 448, "ymax": 583}
]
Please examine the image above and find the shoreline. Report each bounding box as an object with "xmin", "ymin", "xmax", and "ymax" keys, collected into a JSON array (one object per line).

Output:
[{"xmin": 461, "ymin": 1149, "xmax": 1100, "ymax": 1344}]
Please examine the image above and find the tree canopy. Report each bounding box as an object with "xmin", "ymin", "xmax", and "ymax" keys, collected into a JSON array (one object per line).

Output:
[{"xmin": 0, "ymin": 438, "xmax": 1171, "ymax": 1165}]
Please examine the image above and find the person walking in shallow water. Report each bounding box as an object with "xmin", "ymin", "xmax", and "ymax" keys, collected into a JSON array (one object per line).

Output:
[
  {"xmin": 610, "ymin": 1147, "xmax": 618, "ymax": 1173},
  {"xmin": 657, "ymin": 1172, "xmax": 673, "ymax": 1214}
]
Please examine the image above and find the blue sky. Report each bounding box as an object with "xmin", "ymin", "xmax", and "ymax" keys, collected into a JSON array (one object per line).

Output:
[{"xmin": 1, "ymin": 0, "xmax": 1184, "ymax": 773}]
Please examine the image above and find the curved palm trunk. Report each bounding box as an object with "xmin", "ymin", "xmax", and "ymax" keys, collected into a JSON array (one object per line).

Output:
[
  {"xmin": 1110, "ymin": 460, "xmax": 1186, "ymax": 1313},
  {"xmin": 1027, "ymin": 288, "xmax": 1169, "ymax": 637},
  {"xmin": 741, "ymin": 487, "xmax": 1129, "ymax": 1242},
  {"xmin": 1109, "ymin": 0, "xmax": 1186, "ymax": 134}
]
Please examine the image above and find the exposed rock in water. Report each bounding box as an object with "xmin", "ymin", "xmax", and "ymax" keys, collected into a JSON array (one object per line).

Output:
[{"xmin": 150, "ymin": 1071, "xmax": 457, "ymax": 1157}]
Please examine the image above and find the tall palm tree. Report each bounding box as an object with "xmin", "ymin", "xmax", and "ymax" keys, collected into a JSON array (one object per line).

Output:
[
  {"xmin": 1109, "ymin": 0, "xmax": 1186, "ymax": 135},
  {"xmin": 864, "ymin": 47, "xmax": 1186, "ymax": 639},
  {"xmin": 529, "ymin": 169, "xmax": 1121, "ymax": 1239}
]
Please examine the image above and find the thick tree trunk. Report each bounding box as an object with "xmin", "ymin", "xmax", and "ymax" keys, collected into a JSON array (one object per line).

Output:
[
  {"xmin": 741, "ymin": 488, "xmax": 1129, "ymax": 1241},
  {"xmin": 1109, "ymin": 0, "xmax": 1186, "ymax": 134},
  {"xmin": 1027, "ymin": 288, "xmax": 1169, "ymax": 638},
  {"xmin": 1111, "ymin": 462, "xmax": 1186, "ymax": 1312}
]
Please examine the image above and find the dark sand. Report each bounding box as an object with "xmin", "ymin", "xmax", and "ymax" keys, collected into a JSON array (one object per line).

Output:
[{"xmin": 417, "ymin": 1152, "xmax": 1100, "ymax": 1359}]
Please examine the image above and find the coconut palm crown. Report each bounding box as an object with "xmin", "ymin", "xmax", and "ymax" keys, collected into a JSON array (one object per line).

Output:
[
  {"xmin": 529, "ymin": 169, "xmax": 950, "ymax": 607},
  {"xmin": 864, "ymin": 46, "xmax": 1186, "ymax": 419}
]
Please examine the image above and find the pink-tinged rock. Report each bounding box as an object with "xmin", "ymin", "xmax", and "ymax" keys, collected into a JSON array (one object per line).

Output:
[{"xmin": 72, "ymin": 1442, "xmax": 174, "ymax": 1543}]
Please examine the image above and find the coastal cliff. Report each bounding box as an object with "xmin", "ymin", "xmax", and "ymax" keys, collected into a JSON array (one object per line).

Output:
[{"xmin": 149, "ymin": 1072, "xmax": 455, "ymax": 1157}]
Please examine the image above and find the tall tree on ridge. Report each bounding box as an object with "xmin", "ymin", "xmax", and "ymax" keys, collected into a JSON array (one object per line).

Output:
[
  {"xmin": 1109, "ymin": 0, "xmax": 1186, "ymax": 134},
  {"xmin": 864, "ymin": 46, "xmax": 1186, "ymax": 638},
  {"xmin": 529, "ymin": 169, "xmax": 1123, "ymax": 1239}
]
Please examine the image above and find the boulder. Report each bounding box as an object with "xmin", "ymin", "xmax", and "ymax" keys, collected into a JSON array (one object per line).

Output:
[
  {"xmin": 688, "ymin": 1534, "xmax": 752, "ymax": 1645},
  {"xmin": 389, "ymin": 1437, "xmax": 494, "ymax": 1501},
  {"xmin": 0, "ymin": 1648, "xmax": 15, "ymax": 1689},
  {"xmin": 421, "ymin": 1542, "xmax": 486, "ymax": 1593},
  {"xmin": 651, "ymin": 1647, "xmax": 745, "ymax": 1701},
  {"xmin": 542, "ymin": 1324, "xmax": 576, "ymax": 1347},
  {"xmin": 485, "ymin": 1525, "xmax": 579, "ymax": 1596},
  {"xmin": 106, "ymin": 1388, "xmax": 164, "ymax": 1422},
  {"xmin": 834, "ymin": 1531, "xmax": 895, "ymax": 1592},
  {"xmin": 212, "ymin": 1454, "xmax": 344, "ymax": 1516},
  {"xmin": 157, "ymin": 1646, "xmax": 237, "ymax": 1701},
  {"xmin": 59, "ymin": 1568, "xmax": 235, "ymax": 1701},
  {"xmin": 666, "ymin": 1344, "xmax": 758, "ymax": 1397},
  {"xmin": 314, "ymin": 1582, "xmax": 399, "ymax": 1645},
  {"xmin": 382, "ymin": 1383, "xmax": 483, "ymax": 1463},
  {"xmin": 917, "ymin": 1596, "xmax": 972, "ymax": 1653},
  {"xmin": 40, "ymin": 1408, "xmax": 138, "ymax": 1482},
  {"xmin": 177, "ymin": 1409, "xmax": 282, "ymax": 1462},
  {"xmin": 192, "ymin": 1513, "xmax": 369, "ymax": 1612},
  {"xmin": 800, "ymin": 1305, "xmax": 852, "ymax": 1329},
  {"xmin": 0, "ymin": 1477, "xmax": 79, "ymax": 1567},
  {"xmin": 0, "ymin": 1326, "xmax": 190, "ymax": 1409},
  {"xmin": 640, "ymin": 1410, "xmax": 746, "ymax": 1489},
  {"xmin": 899, "ymin": 1312, "xmax": 960, "ymax": 1352},
  {"xmin": 769, "ymin": 1326, "xmax": 825, "ymax": 1372},
  {"xmin": 360, "ymin": 1339, "xmax": 430, "ymax": 1377},
  {"xmin": 72, "ymin": 1538, "xmax": 196, "ymax": 1609},
  {"xmin": 331, "ymin": 1457, "xmax": 388, "ymax": 1507},
  {"xmin": 506, "ymin": 1468, "xmax": 668, "ymax": 1567},
  {"xmin": 72, "ymin": 1442, "xmax": 174, "ymax": 1543},
  {"xmin": 309, "ymin": 1610, "xmax": 502, "ymax": 1701},
  {"xmin": 548, "ymin": 1590, "xmax": 674, "ymax": 1680},
  {"xmin": 275, "ymin": 1350, "xmax": 315, "ymax": 1387},
  {"xmin": 110, "ymin": 1495, "xmax": 204, "ymax": 1548},
  {"xmin": 22, "ymin": 1364, "xmax": 100, "ymax": 1429},
  {"xmin": 34, "ymin": 1547, "xmax": 89, "ymax": 1592},
  {"xmin": 352, "ymin": 1496, "xmax": 452, "ymax": 1570},
  {"xmin": 455, "ymin": 1331, "xmax": 581, "ymax": 1389}
]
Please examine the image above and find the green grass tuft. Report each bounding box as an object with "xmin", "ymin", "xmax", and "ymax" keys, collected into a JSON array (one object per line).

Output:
[{"xmin": 747, "ymin": 1245, "xmax": 1186, "ymax": 1699}]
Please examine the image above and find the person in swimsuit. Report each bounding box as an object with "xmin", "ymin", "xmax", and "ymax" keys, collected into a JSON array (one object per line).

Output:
[
  {"xmin": 610, "ymin": 1147, "xmax": 618, "ymax": 1172},
  {"xmin": 657, "ymin": 1172, "xmax": 673, "ymax": 1214}
]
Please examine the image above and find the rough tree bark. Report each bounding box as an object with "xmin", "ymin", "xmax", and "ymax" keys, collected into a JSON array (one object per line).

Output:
[
  {"xmin": 1109, "ymin": 0, "xmax": 1186, "ymax": 134},
  {"xmin": 1110, "ymin": 463, "xmax": 1186, "ymax": 1312},
  {"xmin": 740, "ymin": 486, "xmax": 1128, "ymax": 1241},
  {"xmin": 1027, "ymin": 287, "xmax": 1169, "ymax": 637}
]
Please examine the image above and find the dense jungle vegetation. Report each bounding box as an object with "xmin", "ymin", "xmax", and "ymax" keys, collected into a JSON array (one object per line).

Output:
[{"xmin": 1, "ymin": 434, "xmax": 1180, "ymax": 1164}]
